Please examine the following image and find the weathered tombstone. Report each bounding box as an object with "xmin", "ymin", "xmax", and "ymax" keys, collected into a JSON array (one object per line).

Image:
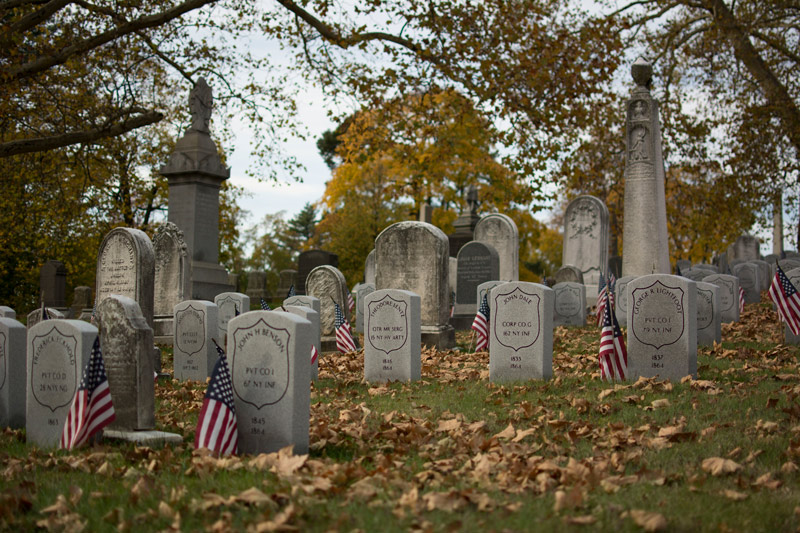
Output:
[
  {"xmin": 614, "ymin": 276, "xmax": 636, "ymax": 327},
  {"xmin": 489, "ymin": 282, "xmax": 553, "ymax": 382},
  {"xmin": 786, "ymin": 251, "xmax": 800, "ymax": 259},
  {"xmin": 173, "ymin": 300, "xmax": 218, "ymax": 381},
  {"xmin": 562, "ymin": 195, "xmax": 609, "ymax": 299},
  {"xmin": 713, "ymin": 252, "xmax": 729, "ymax": 275},
  {"xmin": 363, "ymin": 289, "xmax": 421, "ymax": 383},
  {"xmin": 765, "ymin": 254, "xmax": 779, "ymax": 266},
  {"xmin": 26, "ymin": 319, "xmax": 95, "ymax": 446},
  {"xmin": 98, "ymin": 295, "xmax": 155, "ymax": 431},
  {"xmin": 214, "ymin": 292, "xmax": 249, "ymax": 342},
  {"xmin": 283, "ymin": 295, "xmax": 321, "ymax": 316},
  {"xmin": 552, "ymin": 282, "xmax": 586, "ymax": 327},
  {"xmin": 732, "ymin": 262, "xmax": 760, "ymax": 304},
  {"xmin": 228, "ymin": 311, "xmax": 311, "ymax": 454},
  {"xmin": 161, "ymin": 78, "xmax": 234, "ymax": 301},
  {"xmin": 693, "ymin": 264, "xmax": 718, "ymax": 273},
  {"xmin": 627, "ymin": 275, "xmax": 697, "ymax": 381},
  {"xmin": 306, "ymin": 265, "xmax": 350, "ymax": 351},
  {"xmin": 40, "ymin": 260, "xmax": 67, "ymax": 310},
  {"xmin": 27, "ymin": 308, "xmax": 64, "ymax": 329},
  {"xmin": 696, "ymin": 282, "xmax": 721, "ymax": 346},
  {"xmin": 375, "ymin": 221, "xmax": 455, "ymax": 349},
  {"xmin": 448, "ymin": 257, "xmax": 458, "ymax": 307},
  {"xmin": 474, "ymin": 214, "xmax": 520, "ymax": 282},
  {"xmin": 702, "ymin": 274, "xmax": 740, "ymax": 323},
  {"xmin": 0, "ymin": 307, "xmax": 16, "ymax": 320},
  {"xmin": 553, "ymin": 265, "xmax": 584, "ymax": 285},
  {"xmin": 245, "ymin": 271, "xmax": 270, "ymax": 301},
  {"xmin": 675, "ymin": 259, "xmax": 692, "ymax": 273},
  {"xmin": 355, "ymin": 283, "xmax": 376, "ymax": 334},
  {"xmin": 0, "ymin": 318, "xmax": 26, "ymax": 428},
  {"xmin": 477, "ymin": 281, "xmax": 506, "ymax": 308},
  {"xmin": 728, "ymin": 235, "xmax": 761, "ymax": 263},
  {"xmin": 277, "ymin": 270, "xmax": 298, "ymax": 299},
  {"xmin": 282, "ymin": 306, "xmax": 321, "ymax": 381},
  {"xmin": 364, "ymin": 250, "xmax": 377, "ymax": 286},
  {"xmin": 783, "ymin": 268, "xmax": 800, "ymax": 345},
  {"xmin": 453, "ymin": 241, "xmax": 499, "ymax": 329},
  {"xmin": 95, "ymin": 227, "xmax": 155, "ymax": 330},
  {"xmin": 751, "ymin": 259, "xmax": 771, "ymax": 293},
  {"xmin": 70, "ymin": 287, "xmax": 92, "ymax": 322},
  {"xmin": 153, "ymin": 222, "xmax": 190, "ymax": 344},
  {"xmin": 779, "ymin": 259, "xmax": 800, "ymax": 273},
  {"xmin": 621, "ymin": 58, "xmax": 671, "ymax": 277},
  {"xmin": 297, "ymin": 250, "xmax": 338, "ymax": 295},
  {"xmin": 680, "ymin": 268, "xmax": 709, "ymax": 282}
]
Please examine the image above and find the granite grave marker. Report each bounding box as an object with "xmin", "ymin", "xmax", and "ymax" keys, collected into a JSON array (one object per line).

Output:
[{"xmin": 364, "ymin": 289, "xmax": 421, "ymax": 383}]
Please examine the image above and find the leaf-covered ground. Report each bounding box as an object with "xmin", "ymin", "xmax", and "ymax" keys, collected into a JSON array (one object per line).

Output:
[{"xmin": 3, "ymin": 297, "xmax": 800, "ymax": 532}]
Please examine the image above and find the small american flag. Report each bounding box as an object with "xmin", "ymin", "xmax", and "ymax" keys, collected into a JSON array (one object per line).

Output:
[
  {"xmin": 194, "ymin": 349, "xmax": 238, "ymax": 456},
  {"xmin": 347, "ymin": 292, "xmax": 355, "ymax": 313},
  {"xmin": 260, "ymin": 298, "xmax": 271, "ymax": 311},
  {"xmin": 334, "ymin": 301, "xmax": 357, "ymax": 353},
  {"xmin": 769, "ymin": 265, "xmax": 800, "ymax": 335},
  {"xmin": 596, "ymin": 275, "xmax": 607, "ymax": 326},
  {"xmin": 471, "ymin": 293, "xmax": 490, "ymax": 351},
  {"xmin": 598, "ymin": 288, "xmax": 627, "ymax": 381},
  {"xmin": 60, "ymin": 338, "xmax": 115, "ymax": 450},
  {"xmin": 287, "ymin": 285, "xmax": 296, "ymax": 298},
  {"xmin": 311, "ymin": 343, "xmax": 320, "ymax": 365},
  {"xmin": 739, "ymin": 286, "xmax": 745, "ymax": 314}
]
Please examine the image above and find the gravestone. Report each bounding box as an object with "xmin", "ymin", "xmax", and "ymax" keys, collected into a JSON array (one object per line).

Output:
[
  {"xmin": 173, "ymin": 300, "xmax": 218, "ymax": 381},
  {"xmin": 364, "ymin": 290, "xmax": 421, "ymax": 383},
  {"xmin": 731, "ymin": 263, "xmax": 760, "ymax": 304},
  {"xmin": 478, "ymin": 280, "xmax": 506, "ymax": 308},
  {"xmin": 627, "ymin": 274, "xmax": 697, "ymax": 381},
  {"xmin": 282, "ymin": 306, "xmax": 321, "ymax": 381},
  {"xmin": 448, "ymin": 257, "xmax": 458, "ymax": 308},
  {"xmin": 751, "ymin": 259, "xmax": 771, "ymax": 292},
  {"xmin": 153, "ymin": 222, "xmax": 190, "ymax": 344},
  {"xmin": 277, "ymin": 270, "xmax": 298, "ymax": 299},
  {"xmin": 553, "ymin": 265, "xmax": 584, "ymax": 285},
  {"xmin": 693, "ymin": 264, "xmax": 718, "ymax": 273},
  {"xmin": 453, "ymin": 241, "xmax": 499, "ymax": 329},
  {"xmin": 214, "ymin": 292, "xmax": 249, "ymax": 342},
  {"xmin": 228, "ymin": 273, "xmax": 240, "ymax": 292},
  {"xmin": 702, "ymin": 274, "xmax": 740, "ymax": 323},
  {"xmin": 375, "ymin": 221, "xmax": 455, "ymax": 350},
  {"xmin": 621, "ymin": 58, "xmax": 671, "ymax": 277},
  {"xmin": 614, "ymin": 276, "xmax": 636, "ymax": 327},
  {"xmin": 0, "ymin": 307, "xmax": 16, "ymax": 319},
  {"xmin": 779, "ymin": 259, "xmax": 800, "ymax": 274},
  {"xmin": 246, "ymin": 271, "xmax": 270, "ymax": 301},
  {"xmin": 447, "ymin": 184, "xmax": 482, "ymax": 257},
  {"xmin": 40, "ymin": 260, "xmax": 67, "ymax": 309},
  {"xmin": 297, "ymin": 250, "xmax": 338, "ymax": 295},
  {"xmin": 764, "ymin": 254, "xmax": 779, "ymax": 266},
  {"xmin": 0, "ymin": 318, "xmax": 26, "ymax": 428},
  {"xmin": 695, "ymin": 282, "xmax": 720, "ymax": 346},
  {"xmin": 489, "ymin": 282, "xmax": 553, "ymax": 382},
  {"xmin": 27, "ymin": 308, "xmax": 64, "ymax": 329},
  {"xmin": 98, "ymin": 295, "xmax": 154, "ymax": 431},
  {"xmin": 783, "ymin": 269, "xmax": 800, "ymax": 345},
  {"xmin": 608, "ymin": 256, "xmax": 622, "ymax": 280},
  {"xmin": 713, "ymin": 252, "xmax": 729, "ymax": 275},
  {"xmin": 96, "ymin": 227, "xmax": 155, "ymax": 331},
  {"xmin": 355, "ymin": 283, "xmax": 375, "ymax": 334},
  {"xmin": 786, "ymin": 251, "xmax": 800, "ymax": 259},
  {"xmin": 228, "ymin": 311, "xmax": 311, "ymax": 454},
  {"xmin": 70, "ymin": 287, "xmax": 92, "ymax": 322},
  {"xmin": 26, "ymin": 319, "xmax": 95, "ymax": 446},
  {"xmin": 552, "ymin": 282, "xmax": 586, "ymax": 327},
  {"xmin": 283, "ymin": 295, "xmax": 321, "ymax": 317},
  {"xmin": 562, "ymin": 195, "xmax": 609, "ymax": 299},
  {"xmin": 679, "ymin": 268, "xmax": 709, "ymax": 282},
  {"xmin": 306, "ymin": 265, "xmax": 350, "ymax": 351},
  {"xmin": 728, "ymin": 235, "xmax": 760, "ymax": 263},
  {"xmin": 364, "ymin": 250, "xmax": 377, "ymax": 286},
  {"xmin": 161, "ymin": 78, "xmax": 234, "ymax": 301},
  {"xmin": 675, "ymin": 260, "xmax": 692, "ymax": 273},
  {"xmin": 474, "ymin": 214, "xmax": 520, "ymax": 282}
]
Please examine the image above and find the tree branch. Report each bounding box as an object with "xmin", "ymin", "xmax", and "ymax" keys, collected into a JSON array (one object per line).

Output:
[
  {"xmin": 8, "ymin": 0, "xmax": 72, "ymax": 34},
  {"xmin": 3, "ymin": 0, "xmax": 218, "ymax": 83},
  {"xmin": 0, "ymin": 110, "xmax": 163, "ymax": 157},
  {"xmin": 750, "ymin": 30, "xmax": 800, "ymax": 65}
]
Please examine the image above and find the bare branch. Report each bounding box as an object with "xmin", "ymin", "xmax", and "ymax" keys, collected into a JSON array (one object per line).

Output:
[{"xmin": 0, "ymin": 110, "xmax": 163, "ymax": 157}]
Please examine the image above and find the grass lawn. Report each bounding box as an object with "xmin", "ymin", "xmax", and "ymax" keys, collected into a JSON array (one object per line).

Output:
[{"xmin": 2, "ymin": 297, "xmax": 800, "ymax": 531}]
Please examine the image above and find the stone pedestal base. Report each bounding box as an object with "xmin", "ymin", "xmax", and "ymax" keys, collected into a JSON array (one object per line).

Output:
[
  {"xmin": 421, "ymin": 325, "xmax": 455, "ymax": 350},
  {"xmin": 104, "ymin": 429, "xmax": 183, "ymax": 447},
  {"xmin": 191, "ymin": 260, "xmax": 234, "ymax": 301},
  {"xmin": 154, "ymin": 315, "xmax": 173, "ymax": 345},
  {"xmin": 450, "ymin": 313, "xmax": 475, "ymax": 330}
]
